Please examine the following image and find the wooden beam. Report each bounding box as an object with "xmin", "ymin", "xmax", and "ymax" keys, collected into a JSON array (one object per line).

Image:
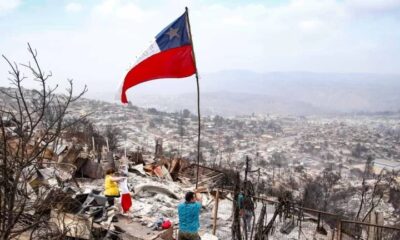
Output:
[{"xmin": 212, "ymin": 190, "xmax": 220, "ymax": 235}]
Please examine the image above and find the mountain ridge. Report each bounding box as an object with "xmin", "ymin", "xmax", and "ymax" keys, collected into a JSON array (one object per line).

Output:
[{"xmin": 85, "ymin": 70, "xmax": 400, "ymax": 116}]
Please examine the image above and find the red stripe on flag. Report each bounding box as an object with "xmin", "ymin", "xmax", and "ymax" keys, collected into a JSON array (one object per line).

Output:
[{"xmin": 121, "ymin": 45, "xmax": 196, "ymax": 103}]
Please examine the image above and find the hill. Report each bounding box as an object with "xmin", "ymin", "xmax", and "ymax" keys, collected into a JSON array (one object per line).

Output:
[{"xmin": 102, "ymin": 71, "xmax": 400, "ymax": 116}]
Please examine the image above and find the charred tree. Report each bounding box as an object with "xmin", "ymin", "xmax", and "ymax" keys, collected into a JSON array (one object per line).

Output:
[
  {"xmin": 0, "ymin": 44, "xmax": 87, "ymax": 239},
  {"xmin": 254, "ymin": 204, "xmax": 267, "ymax": 240},
  {"xmin": 231, "ymin": 172, "xmax": 242, "ymax": 240}
]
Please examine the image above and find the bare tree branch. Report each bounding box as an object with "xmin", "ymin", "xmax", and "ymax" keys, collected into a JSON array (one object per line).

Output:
[{"xmin": 0, "ymin": 44, "xmax": 87, "ymax": 239}]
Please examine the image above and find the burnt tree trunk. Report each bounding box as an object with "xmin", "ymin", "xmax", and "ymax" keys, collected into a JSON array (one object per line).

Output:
[
  {"xmin": 231, "ymin": 172, "xmax": 241, "ymax": 240},
  {"xmin": 255, "ymin": 204, "xmax": 267, "ymax": 240}
]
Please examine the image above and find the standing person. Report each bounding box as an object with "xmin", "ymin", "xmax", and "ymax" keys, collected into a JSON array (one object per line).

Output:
[
  {"xmin": 238, "ymin": 191, "xmax": 254, "ymax": 236},
  {"xmin": 118, "ymin": 173, "xmax": 132, "ymax": 214},
  {"xmin": 104, "ymin": 168, "xmax": 125, "ymax": 207},
  {"xmin": 178, "ymin": 191, "xmax": 202, "ymax": 240}
]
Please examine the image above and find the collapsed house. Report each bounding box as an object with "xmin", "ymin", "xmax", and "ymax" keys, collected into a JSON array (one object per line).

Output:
[{"xmin": 16, "ymin": 136, "xmax": 224, "ymax": 240}]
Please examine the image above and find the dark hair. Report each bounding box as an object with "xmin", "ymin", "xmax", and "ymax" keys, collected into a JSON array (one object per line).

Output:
[
  {"xmin": 106, "ymin": 168, "xmax": 115, "ymax": 175},
  {"xmin": 185, "ymin": 191, "xmax": 195, "ymax": 202}
]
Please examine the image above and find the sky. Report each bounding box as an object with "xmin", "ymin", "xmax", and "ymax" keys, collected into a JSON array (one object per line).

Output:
[{"xmin": 1, "ymin": 0, "xmax": 400, "ymax": 98}]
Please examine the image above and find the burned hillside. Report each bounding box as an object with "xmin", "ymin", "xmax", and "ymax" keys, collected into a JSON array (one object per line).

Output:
[{"xmin": 1, "ymin": 46, "xmax": 400, "ymax": 240}]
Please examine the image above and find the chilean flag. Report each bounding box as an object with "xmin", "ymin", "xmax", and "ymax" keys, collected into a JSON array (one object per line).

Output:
[{"xmin": 120, "ymin": 12, "xmax": 196, "ymax": 103}]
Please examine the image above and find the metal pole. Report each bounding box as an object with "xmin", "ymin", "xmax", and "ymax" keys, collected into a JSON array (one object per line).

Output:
[{"xmin": 185, "ymin": 7, "xmax": 201, "ymax": 189}]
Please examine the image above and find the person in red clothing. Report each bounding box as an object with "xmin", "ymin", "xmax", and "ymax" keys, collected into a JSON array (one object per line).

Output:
[{"xmin": 118, "ymin": 172, "xmax": 132, "ymax": 213}]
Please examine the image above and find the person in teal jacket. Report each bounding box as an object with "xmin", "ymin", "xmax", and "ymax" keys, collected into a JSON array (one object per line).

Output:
[
  {"xmin": 238, "ymin": 191, "xmax": 254, "ymax": 235},
  {"xmin": 178, "ymin": 191, "xmax": 202, "ymax": 240}
]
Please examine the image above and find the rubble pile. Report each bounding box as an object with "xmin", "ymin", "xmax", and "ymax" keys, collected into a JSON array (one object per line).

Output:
[
  {"xmin": 5, "ymin": 107, "xmax": 398, "ymax": 239},
  {"xmin": 17, "ymin": 137, "xmax": 225, "ymax": 240}
]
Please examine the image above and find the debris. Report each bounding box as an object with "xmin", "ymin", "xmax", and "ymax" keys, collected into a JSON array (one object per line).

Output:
[
  {"xmin": 157, "ymin": 157, "xmax": 190, "ymax": 181},
  {"xmin": 153, "ymin": 165, "xmax": 173, "ymax": 181},
  {"xmin": 50, "ymin": 209, "xmax": 92, "ymax": 239},
  {"xmin": 143, "ymin": 165, "xmax": 155, "ymax": 175},
  {"xmin": 201, "ymin": 233, "xmax": 219, "ymax": 240},
  {"xmin": 58, "ymin": 145, "xmax": 82, "ymax": 165},
  {"xmin": 130, "ymin": 164, "xmax": 147, "ymax": 176},
  {"xmin": 178, "ymin": 164, "xmax": 225, "ymax": 187},
  {"xmin": 113, "ymin": 214, "xmax": 174, "ymax": 240},
  {"xmin": 280, "ymin": 220, "xmax": 295, "ymax": 234},
  {"xmin": 54, "ymin": 144, "xmax": 68, "ymax": 155},
  {"xmin": 78, "ymin": 191, "xmax": 107, "ymax": 214},
  {"xmin": 79, "ymin": 160, "xmax": 104, "ymax": 179},
  {"xmin": 134, "ymin": 184, "xmax": 179, "ymax": 200},
  {"xmin": 128, "ymin": 151, "xmax": 145, "ymax": 165},
  {"xmin": 161, "ymin": 219, "xmax": 172, "ymax": 229}
]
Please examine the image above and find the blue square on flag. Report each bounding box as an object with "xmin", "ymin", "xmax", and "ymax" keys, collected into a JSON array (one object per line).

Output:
[{"xmin": 156, "ymin": 13, "xmax": 191, "ymax": 51}]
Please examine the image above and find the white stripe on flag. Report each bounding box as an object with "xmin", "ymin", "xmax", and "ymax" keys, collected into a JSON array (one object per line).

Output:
[
  {"xmin": 115, "ymin": 40, "xmax": 161, "ymax": 102},
  {"xmin": 135, "ymin": 40, "xmax": 161, "ymax": 65}
]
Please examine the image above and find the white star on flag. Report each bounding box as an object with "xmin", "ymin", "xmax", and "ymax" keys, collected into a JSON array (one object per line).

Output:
[{"xmin": 166, "ymin": 27, "xmax": 180, "ymax": 40}]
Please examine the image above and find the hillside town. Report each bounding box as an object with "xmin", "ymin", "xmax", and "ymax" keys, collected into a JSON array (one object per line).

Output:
[
  {"xmin": 2, "ymin": 1, "xmax": 400, "ymax": 239},
  {"xmin": 1, "ymin": 81, "xmax": 400, "ymax": 239},
  {"xmin": 68, "ymin": 97, "xmax": 400, "ymax": 238}
]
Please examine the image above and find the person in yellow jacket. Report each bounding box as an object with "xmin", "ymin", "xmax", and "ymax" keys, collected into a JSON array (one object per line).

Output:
[{"xmin": 104, "ymin": 168, "xmax": 125, "ymax": 207}]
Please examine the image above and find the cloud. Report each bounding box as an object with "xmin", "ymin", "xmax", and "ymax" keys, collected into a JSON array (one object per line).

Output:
[
  {"xmin": 346, "ymin": 0, "xmax": 400, "ymax": 13},
  {"xmin": 222, "ymin": 15, "xmax": 248, "ymax": 26},
  {"xmin": 92, "ymin": 0, "xmax": 155, "ymax": 21},
  {"xmin": 299, "ymin": 19, "xmax": 323, "ymax": 32},
  {"xmin": 0, "ymin": 0, "xmax": 21, "ymax": 13},
  {"xmin": 65, "ymin": 2, "xmax": 83, "ymax": 13}
]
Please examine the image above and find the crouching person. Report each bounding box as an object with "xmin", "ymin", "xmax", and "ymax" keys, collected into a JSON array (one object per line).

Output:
[{"xmin": 178, "ymin": 191, "xmax": 202, "ymax": 240}]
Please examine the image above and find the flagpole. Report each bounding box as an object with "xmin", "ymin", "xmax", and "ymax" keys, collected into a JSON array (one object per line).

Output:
[{"xmin": 185, "ymin": 7, "xmax": 201, "ymax": 189}]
